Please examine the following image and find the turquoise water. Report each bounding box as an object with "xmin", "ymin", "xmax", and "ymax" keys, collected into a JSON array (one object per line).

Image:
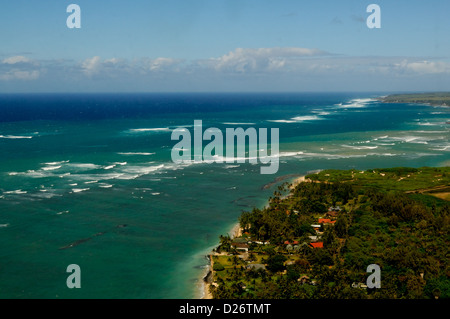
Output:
[{"xmin": 0, "ymin": 93, "xmax": 448, "ymax": 298}]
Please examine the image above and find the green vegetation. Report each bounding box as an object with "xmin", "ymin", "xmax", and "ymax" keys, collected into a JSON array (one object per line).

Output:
[
  {"xmin": 380, "ymin": 92, "xmax": 450, "ymax": 106},
  {"xmin": 209, "ymin": 166, "xmax": 450, "ymax": 299}
]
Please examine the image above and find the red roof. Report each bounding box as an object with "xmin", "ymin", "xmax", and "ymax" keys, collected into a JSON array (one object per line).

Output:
[
  {"xmin": 284, "ymin": 241, "xmax": 290, "ymax": 245},
  {"xmin": 293, "ymin": 240, "xmax": 299, "ymax": 245},
  {"xmin": 310, "ymin": 242, "xmax": 324, "ymax": 248},
  {"xmin": 318, "ymin": 218, "xmax": 332, "ymax": 224}
]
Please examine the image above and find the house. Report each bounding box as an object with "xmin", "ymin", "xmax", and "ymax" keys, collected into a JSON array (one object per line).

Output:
[
  {"xmin": 326, "ymin": 210, "xmax": 339, "ymax": 218},
  {"xmin": 253, "ymin": 240, "xmax": 270, "ymax": 245},
  {"xmin": 233, "ymin": 238, "xmax": 249, "ymax": 244},
  {"xmin": 309, "ymin": 242, "xmax": 324, "ymax": 249},
  {"xmin": 232, "ymin": 243, "xmax": 249, "ymax": 252},
  {"xmin": 352, "ymin": 282, "xmax": 368, "ymax": 289},
  {"xmin": 298, "ymin": 275, "xmax": 311, "ymax": 284},
  {"xmin": 318, "ymin": 218, "xmax": 336, "ymax": 225}
]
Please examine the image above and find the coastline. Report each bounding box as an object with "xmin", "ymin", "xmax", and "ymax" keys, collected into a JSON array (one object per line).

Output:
[
  {"xmin": 290, "ymin": 175, "xmax": 307, "ymax": 189},
  {"xmin": 200, "ymin": 175, "xmax": 306, "ymax": 299},
  {"xmin": 378, "ymin": 92, "xmax": 450, "ymax": 107},
  {"xmin": 201, "ymin": 222, "xmax": 242, "ymax": 299}
]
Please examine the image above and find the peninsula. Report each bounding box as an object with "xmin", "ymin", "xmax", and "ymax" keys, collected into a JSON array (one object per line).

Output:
[{"xmin": 380, "ymin": 92, "xmax": 450, "ymax": 107}]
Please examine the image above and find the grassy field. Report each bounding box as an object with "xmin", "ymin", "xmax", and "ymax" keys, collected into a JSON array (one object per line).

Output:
[{"xmin": 306, "ymin": 166, "xmax": 450, "ymax": 194}]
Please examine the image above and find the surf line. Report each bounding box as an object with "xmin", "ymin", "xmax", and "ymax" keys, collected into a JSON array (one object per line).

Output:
[{"xmin": 170, "ymin": 120, "xmax": 279, "ymax": 174}]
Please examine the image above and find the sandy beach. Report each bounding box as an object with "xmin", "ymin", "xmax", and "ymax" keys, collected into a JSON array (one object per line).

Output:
[{"xmin": 290, "ymin": 175, "xmax": 306, "ymax": 189}]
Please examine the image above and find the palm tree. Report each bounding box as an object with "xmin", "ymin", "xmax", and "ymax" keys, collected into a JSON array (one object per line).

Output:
[{"xmin": 218, "ymin": 235, "xmax": 231, "ymax": 252}]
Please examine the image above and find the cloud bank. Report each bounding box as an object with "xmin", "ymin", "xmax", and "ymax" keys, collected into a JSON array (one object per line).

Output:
[{"xmin": 1, "ymin": 48, "xmax": 450, "ymax": 92}]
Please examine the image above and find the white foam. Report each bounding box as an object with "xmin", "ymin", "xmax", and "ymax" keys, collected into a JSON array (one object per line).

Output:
[
  {"xmin": 388, "ymin": 135, "xmax": 440, "ymax": 144},
  {"xmin": 0, "ymin": 135, "xmax": 33, "ymax": 139},
  {"xmin": 0, "ymin": 223, "xmax": 9, "ymax": 228},
  {"xmin": 224, "ymin": 165, "xmax": 240, "ymax": 169},
  {"xmin": 4, "ymin": 190, "xmax": 27, "ymax": 194},
  {"xmin": 279, "ymin": 151, "xmax": 305, "ymax": 157},
  {"xmin": 431, "ymin": 143, "xmax": 450, "ymax": 151},
  {"xmin": 118, "ymin": 152, "xmax": 155, "ymax": 156},
  {"xmin": 337, "ymin": 98, "xmax": 376, "ymax": 109},
  {"xmin": 42, "ymin": 165, "xmax": 62, "ymax": 171},
  {"xmin": 268, "ymin": 115, "xmax": 324, "ymax": 123},
  {"xmin": 418, "ymin": 122, "xmax": 438, "ymax": 126},
  {"xmin": 129, "ymin": 128, "xmax": 171, "ymax": 132},
  {"xmin": 413, "ymin": 130, "xmax": 448, "ymax": 133},
  {"xmin": 120, "ymin": 164, "xmax": 165, "ymax": 176},
  {"xmin": 103, "ymin": 165, "xmax": 116, "ymax": 170},
  {"xmin": 267, "ymin": 119, "xmax": 297, "ymax": 123},
  {"xmin": 99, "ymin": 184, "xmax": 113, "ymax": 188},
  {"xmin": 291, "ymin": 115, "xmax": 323, "ymax": 122},
  {"xmin": 44, "ymin": 160, "xmax": 69, "ymax": 165},
  {"xmin": 67, "ymin": 163, "xmax": 101, "ymax": 170},
  {"xmin": 342, "ymin": 145, "xmax": 378, "ymax": 150},
  {"xmin": 72, "ymin": 188, "xmax": 90, "ymax": 193},
  {"xmin": 313, "ymin": 111, "xmax": 331, "ymax": 116},
  {"xmin": 366, "ymin": 153, "xmax": 399, "ymax": 157}
]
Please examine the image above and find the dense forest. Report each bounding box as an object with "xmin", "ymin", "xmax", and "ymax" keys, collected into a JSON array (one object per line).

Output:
[
  {"xmin": 208, "ymin": 167, "xmax": 450, "ymax": 299},
  {"xmin": 380, "ymin": 92, "xmax": 450, "ymax": 107}
]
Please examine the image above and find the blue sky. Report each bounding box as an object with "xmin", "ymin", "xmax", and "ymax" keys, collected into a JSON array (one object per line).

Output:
[{"xmin": 1, "ymin": 0, "xmax": 450, "ymax": 92}]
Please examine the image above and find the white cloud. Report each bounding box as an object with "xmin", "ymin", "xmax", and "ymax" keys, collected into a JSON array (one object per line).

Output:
[
  {"xmin": 0, "ymin": 56, "xmax": 40, "ymax": 81},
  {"xmin": 2, "ymin": 56, "xmax": 31, "ymax": 65},
  {"xmin": 402, "ymin": 60, "xmax": 450, "ymax": 74},
  {"xmin": 0, "ymin": 70, "xmax": 40, "ymax": 81},
  {"xmin": 2, "ymin": 48, "xmax": 450, "ymax": 91},
  {"xmin": 144, "ymin": 57, "xmax": 182, "ymax": 71},
  {"xmin": 80, "ymin": 56, "xmax": 183, "ymax": 77},
  {"xmin": 81, "ymin": 56, "xmax": 102, "ymax": 75},
  {"xmin": 202, "ymin": 47, "xmax": 328, "ymax": 73}
]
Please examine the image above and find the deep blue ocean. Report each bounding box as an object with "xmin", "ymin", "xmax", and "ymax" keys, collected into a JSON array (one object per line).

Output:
[{"xmin": 0, "ymin": 93, "xmax": 448, "ymax": 298}]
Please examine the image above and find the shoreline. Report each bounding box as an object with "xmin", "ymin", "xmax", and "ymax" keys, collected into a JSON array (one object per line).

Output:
[
  {"xmin": 201, "ymin": 222, "xmax": 242, "ymax": 299},
  {"xmin": 200, "ymin": 175, "xmax": 306, "ymax": 299}
]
